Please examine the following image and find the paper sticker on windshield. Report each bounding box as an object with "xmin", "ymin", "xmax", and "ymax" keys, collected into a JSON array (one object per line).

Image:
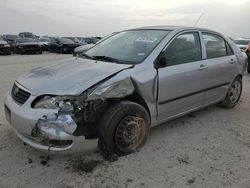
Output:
[
  {"xmin": 137, "ymin": 53, "xmax": 145, "ymax": 56},
  {"xmin": 135, "ymin": 37, "xmax": 158, "ymax": 43}
]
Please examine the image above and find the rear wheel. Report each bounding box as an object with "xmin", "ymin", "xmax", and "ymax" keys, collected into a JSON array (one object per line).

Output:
[
  {"xmin": 98, "ymin": 101, "xmax": 150, "ymax": 156},
  {"xmin": 219, "ymin": 76, "xmax": 242, "ymax": 108}
]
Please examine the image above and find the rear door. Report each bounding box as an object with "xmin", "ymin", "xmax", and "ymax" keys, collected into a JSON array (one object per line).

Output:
[
  {"xmin": 201, "ymin": 32, "xmax": 237, "ymax": 103},
  {"xmin": 157, "ymin": 31, "xmax": 207, "ymax": 120}
]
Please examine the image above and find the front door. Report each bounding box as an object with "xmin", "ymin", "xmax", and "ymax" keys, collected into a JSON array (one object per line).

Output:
[{"xmin": 157, "ymin": 31, "xmax": 207, "ymax": 120}]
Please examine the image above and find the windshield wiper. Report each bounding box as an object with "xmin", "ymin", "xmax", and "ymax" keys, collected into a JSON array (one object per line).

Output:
[
  {"xmin": 81, "ymin": 53, "xmax": 95, "ymax": 60},
  {"xmin": 92, "ymin": 56, "xmax": 123, "ymax": 63}
]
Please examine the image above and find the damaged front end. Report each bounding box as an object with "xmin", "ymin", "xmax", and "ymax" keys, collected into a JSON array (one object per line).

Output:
[{"xmin": 30, "ymin": 76, "xmax": 135, "ymax": 149}]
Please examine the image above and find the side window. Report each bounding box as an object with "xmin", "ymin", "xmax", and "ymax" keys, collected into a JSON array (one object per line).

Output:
[
  {"xmin": 202, "ymin": 33, "xmax": 227, "ymax": 59},
  {"xmin": 164, "ymin": 32, "xmax": 202, "ymax": 66}
]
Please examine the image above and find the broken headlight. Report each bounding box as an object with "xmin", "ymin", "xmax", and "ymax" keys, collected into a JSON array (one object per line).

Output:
[{"xmin": 33, "ymin": 95, "xmax": 86, "ymax": 113}]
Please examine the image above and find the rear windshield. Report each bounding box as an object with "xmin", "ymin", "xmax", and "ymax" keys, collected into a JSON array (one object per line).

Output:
[{"xmin": 59, "ymin": 38, "xmax": 74, "ymax": 44}]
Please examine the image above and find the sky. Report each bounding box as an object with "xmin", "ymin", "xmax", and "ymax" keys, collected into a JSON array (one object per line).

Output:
[{"xmin": 0, "ymin": 0, "xmax": 249, "ymax": 38}]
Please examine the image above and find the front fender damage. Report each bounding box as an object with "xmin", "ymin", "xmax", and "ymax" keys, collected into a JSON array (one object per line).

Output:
[
  {"xmin": 73, "ymin": 76, "xmax": 135, "ymax": 138},
  {"xmin": 87, "ymin": 77, "xmax": 135, "ymax": 100},
  {"xmin": 31, "ymin": 75, "xmax": 135, "ymax": 148}
]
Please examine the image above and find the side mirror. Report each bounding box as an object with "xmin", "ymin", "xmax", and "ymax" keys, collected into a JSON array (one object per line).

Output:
[{"xmin": 155, "ymin": 55, "xmax": 167, "ymax": 68}]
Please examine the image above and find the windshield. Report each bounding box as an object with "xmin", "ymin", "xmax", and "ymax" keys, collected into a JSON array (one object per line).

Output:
[
  {"xmin": 234, "ymin": 40, "xmax": 250, "ymax": 45},
  {"xmin": 5, "ymin": 35, "xmax": 18, "ymax": 40},
  {"xmin": 67, "ymin": 37, "xmax": 80, "ymax": 43},
  {"xmin": 40, "ymin": 38, "xmax": 50, "ymax": 42},
  {"xmin": 85, "ymin": 30, "xmax": 170, "ymax": 64},
  {"xmin": 0, "ymin": 36, "xmax": 3, "ymax": 41},
  {"xmin": 16, "ymin": 38, "xmax": 36, "ymax": 43},
  {"xmin": 59, "ymin": 38, "xmax": 74, "ymax": 44}
]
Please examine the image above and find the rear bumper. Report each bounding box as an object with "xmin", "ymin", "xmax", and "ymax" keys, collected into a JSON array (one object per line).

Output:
[{"xmin": 4, "ymin": 89, "xmax": 97, "ymax": 153}]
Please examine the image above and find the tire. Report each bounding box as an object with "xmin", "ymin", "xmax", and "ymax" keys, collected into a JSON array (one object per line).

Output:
[
  {"xmin": 98, "ymin": 101, "xmax": 150, "ymax": 156},
  {"xmin": 219, "ymin": 76, "xmax": 242, "ymax": 108}
]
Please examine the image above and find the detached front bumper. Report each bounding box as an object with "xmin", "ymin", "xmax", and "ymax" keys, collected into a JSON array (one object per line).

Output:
[{"xmin": 4, "ymin": 91, "xmax": 97, "ymax": 153}]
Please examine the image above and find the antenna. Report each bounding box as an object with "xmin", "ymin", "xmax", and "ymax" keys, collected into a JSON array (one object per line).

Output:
[{"xmin": 193, "ymin": 12, "xmax": 204, "ymax": 27}]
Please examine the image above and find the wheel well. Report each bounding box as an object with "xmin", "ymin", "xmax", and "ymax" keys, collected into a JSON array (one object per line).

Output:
[{"xmin": 121, "ymin": 92, "xmax": 151, "ymax": 117}]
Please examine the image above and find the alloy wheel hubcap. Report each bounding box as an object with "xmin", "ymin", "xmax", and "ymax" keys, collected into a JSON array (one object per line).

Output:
[{"xmin": 229, "ymin": 80, "xmax": 241, "ymax": 103}]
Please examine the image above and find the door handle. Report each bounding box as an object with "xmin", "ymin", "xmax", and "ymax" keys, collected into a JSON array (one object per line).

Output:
[{"xmin": 199, "ymin": 64, "xmax": 208, "ymax": 71}]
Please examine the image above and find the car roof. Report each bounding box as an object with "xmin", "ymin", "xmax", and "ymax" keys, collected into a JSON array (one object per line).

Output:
[{"xmin": 127, "ymin": 25, "xmax": 216, "ymax": 33}]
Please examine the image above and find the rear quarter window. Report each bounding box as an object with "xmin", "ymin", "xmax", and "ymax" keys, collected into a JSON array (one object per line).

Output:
[{"xmin": 202, "ymin": 33, "xmax": 228, "ymax": 59}]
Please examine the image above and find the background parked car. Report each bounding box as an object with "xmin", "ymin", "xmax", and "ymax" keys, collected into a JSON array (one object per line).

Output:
[
  {"xmin": 39, "ymin": 37, "xmax": 51, "ymax": 51},
  {"xmin": 0, "ymin": 36, "xmax": 11, "ymax": 55},
  {"xmin": 18, "ymin": 32, "xmax": 38, "ymax": 39},
  {"xmin": 78, "ymin": 37, "xmax": 100, "ymax": 44},
  {"xmin": 73, "ymin": 34, "xmax": 114, "ymax": 56},
  {"xmin": 234, "ymin": 38, "xmax": 250, "ymax": 51},
  {"xmin": 49, "ymin": 37, "xmax": 79, "ymax": 54},
  {"xmin": 2, "ymin": 34, "xmax": 19, "ymax": 52},
  {"xmin": 74, "ymin": 33, "xmax": 116, "ymax": 56},
  {"xmin": 65, "ymin": 37, "xmax": 81, "ymax": 45},
  {"xmin": 14, "ymin": 38, "xmax": 42, "ymax": 54},
  {"xmin": 73, "ymin": 43, "xmax": 95, "ymax": 56}
]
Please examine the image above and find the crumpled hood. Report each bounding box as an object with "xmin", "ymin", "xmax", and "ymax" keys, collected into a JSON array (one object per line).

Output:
[{"xmin": 16, "ymin": 57, "xmax": 133, "ymax": 96}]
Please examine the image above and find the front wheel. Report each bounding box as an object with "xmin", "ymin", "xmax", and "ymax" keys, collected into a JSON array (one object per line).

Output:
[
  {"xmin": 219, "ymin": 76, "xmax": 242, "ymax": 108},
  {"xmin": 98, "ymin": 101, "xmax": 150, "ymax": 156}
]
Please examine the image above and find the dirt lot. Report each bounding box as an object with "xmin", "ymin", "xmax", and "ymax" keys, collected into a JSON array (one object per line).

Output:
[{"xmin": 0, "ymin": 53, "xmax": 250, "ymax": 188}]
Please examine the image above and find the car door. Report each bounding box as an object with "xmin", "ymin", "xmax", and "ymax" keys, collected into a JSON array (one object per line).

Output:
[
  {"xmin": 201, "ymin": 32, "xmax": 237, "ymax": 104},
  {"xmin": 157, "ymin": 31, "xmax": 207, "ymax": 120},
  {"xmin": 54, "ymin": 39, "xmax": 62, "ymax": 52},
  {"xmin": 49, "ymin": 38, "xmax": 56, "ymax": 52}
]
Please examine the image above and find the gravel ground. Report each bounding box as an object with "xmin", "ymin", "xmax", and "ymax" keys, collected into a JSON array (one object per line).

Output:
[{"xmin": 0, "ymin": 53, "xmax": 250, "ymax": 188}]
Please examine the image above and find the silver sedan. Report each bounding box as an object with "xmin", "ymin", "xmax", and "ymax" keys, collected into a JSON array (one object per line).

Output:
[{"xmin": 4, "ymin": 26, "xmax": 247, "ymax": 155}]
